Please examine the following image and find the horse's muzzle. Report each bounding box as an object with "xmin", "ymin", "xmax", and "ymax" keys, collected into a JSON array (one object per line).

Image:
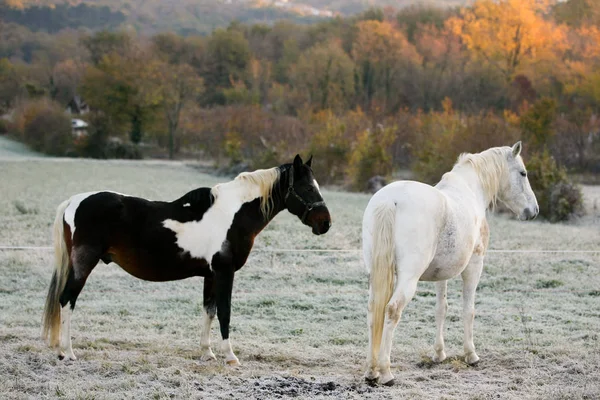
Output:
[
  {"xmin": 522, "ymin": 206, "xmax": 539, "ymax": 221},
  {"xmin": 308, "ymin": 207, "xmax": 331, "ymax": 235}
]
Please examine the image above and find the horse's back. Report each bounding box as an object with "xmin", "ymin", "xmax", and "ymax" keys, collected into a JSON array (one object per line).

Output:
[
  {"xmin": 363, "ymin": 181, "xmax": 447, "ymax": 269},
  {"xmin": 364, "ymin": 180, "xmax": 446, "ymax": 223}
]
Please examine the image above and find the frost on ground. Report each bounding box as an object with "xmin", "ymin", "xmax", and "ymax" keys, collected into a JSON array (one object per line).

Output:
[{"xmin": 0, "ymin": 158, "xmax": 599, "ymax": 399}]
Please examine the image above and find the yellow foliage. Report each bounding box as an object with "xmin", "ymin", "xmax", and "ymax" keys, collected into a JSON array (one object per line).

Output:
[
  {"xmin": 353, "ymin": 20, "xmax": 422, "ymax": 65},
  {"xmin": 448, "ymin": 0, "xmax": 567, "ymax": 81},
  {"xmin": 347, "ymin": 124, "xmax": 396, "ymax": 191}
]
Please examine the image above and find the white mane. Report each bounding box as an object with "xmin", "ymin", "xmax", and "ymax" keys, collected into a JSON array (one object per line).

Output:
[
  {"xmin": 455, "ymin": 146, "xmax": 511, "ymax": 208},
  {"xmin": 211, "ymin": 167, "xmax": 280, "ymax": 219}
]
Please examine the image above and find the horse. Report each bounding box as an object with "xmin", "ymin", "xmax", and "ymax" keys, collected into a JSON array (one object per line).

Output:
[
  {"xmin": 362, "ymin": 142, "xmax": 538, "ymax": 386},
  {"xmin": 42, "ymin": 154, "xmax": 331, "ymax": 366}
]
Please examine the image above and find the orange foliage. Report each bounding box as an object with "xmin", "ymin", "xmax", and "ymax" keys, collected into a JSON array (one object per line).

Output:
[
  {"xmin": 448, "ymin": 0, "xmax": 567, "ymax": 81},
  {"xmin": 352, "ymin": 20, "xmax": 421, "ymax": 65}
]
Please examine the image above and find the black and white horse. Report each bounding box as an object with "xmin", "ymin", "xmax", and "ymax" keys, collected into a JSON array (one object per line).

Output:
[{"xmin": 42, "ymin": 155, "xmax": 331, "ymax": 365}]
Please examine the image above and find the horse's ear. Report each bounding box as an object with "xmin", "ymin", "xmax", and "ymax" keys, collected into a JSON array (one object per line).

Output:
[
  {"xmin": 512, "ymin": 141, "xmax": 522, "ymax": 157},
  {"xmin": 305, "ymin": 155, "xmax": 313, "ymax": 167},
  {"xmin": 293, "ymin": 154, "xmax": 303, "ymax": 169}
]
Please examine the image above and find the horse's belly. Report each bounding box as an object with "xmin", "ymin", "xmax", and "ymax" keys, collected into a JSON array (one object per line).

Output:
[
  {"xmin": 419, "ymin": 254, "xmax": 470, "ymax": 281},
  {"xmin": 109, "ymin": 247, "xmax": 210, "ymax": 281}
]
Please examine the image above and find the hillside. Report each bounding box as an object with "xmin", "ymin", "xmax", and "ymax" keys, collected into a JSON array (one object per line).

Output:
[{"xmin": 1, "ymin": 0, "xmax": 467, "ymax": 35}]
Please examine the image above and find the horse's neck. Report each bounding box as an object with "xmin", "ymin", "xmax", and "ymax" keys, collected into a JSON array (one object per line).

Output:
[{"xmin": 442, "ymin": 166, "xmax": 489, "ymax": 212}]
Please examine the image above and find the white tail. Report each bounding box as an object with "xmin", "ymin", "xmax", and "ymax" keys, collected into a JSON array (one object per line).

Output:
[
  {"xmin": 369, "ymin": 201, "xmax": 397, "ymax": 362},
  {"xmin": 42, "ymin": 199, "xmax": 71, "ymax": 348}
]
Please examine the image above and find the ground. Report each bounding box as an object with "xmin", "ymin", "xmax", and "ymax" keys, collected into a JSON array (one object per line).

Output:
[{"xmin": 0, "ymin": 139, "xmax": 599, "ymax": 399}]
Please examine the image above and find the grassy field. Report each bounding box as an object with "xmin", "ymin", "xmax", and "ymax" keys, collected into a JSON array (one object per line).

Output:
[{"xmin": 0, "ymin": 151, "xmax": 599, "ymax": 399}]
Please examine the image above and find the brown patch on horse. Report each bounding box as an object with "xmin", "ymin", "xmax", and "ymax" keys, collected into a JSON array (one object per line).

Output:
[
  {"xmin": 64, "ymin": 223, "xmax": 73, "ymax": 258},
  {"xmin": 473, "ymin": 219, "xmax": 489, "ymax": 256}
]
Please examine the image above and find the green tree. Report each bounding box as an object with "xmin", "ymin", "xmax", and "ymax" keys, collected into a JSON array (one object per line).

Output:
[
  {"xmin": 81, "ymin": 48, "xmax": 161, "ymax": 143},
  {"xmin": 155, "ymin": 63, "xmax": 204, "ymax": 159},
  {"xmin": 81, "ymin": 31, "xmax": 132, "ymax": 66},
  {"xmin": 519, "ymin": 97, "xmax": 557, "ymax": 151},
  {"xmin": 202, "ymin": 29, "xmax": 251, "ymax": 105},
  {"xmin": 293, "ymin": 40, "xmax": 355, "ymax": 112},
  {"xmin": 0, "ymin": 58, "xmax": 22, "ymax": 112}
]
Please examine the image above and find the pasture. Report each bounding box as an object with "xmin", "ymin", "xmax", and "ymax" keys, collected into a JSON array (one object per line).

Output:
[{"xmin": 0, "ymin": 153, "xmax": 599, "ymax": 399}]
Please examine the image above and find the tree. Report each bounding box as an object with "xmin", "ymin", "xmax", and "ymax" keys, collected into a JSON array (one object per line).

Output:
[
  {"xmin": 352, "ymin": 20, "xmax": 422, "ymax": 111},
  {"xmin": 81, "ymin": 46, "xmax": 161, "ymax": 143},
  {"xmin": 449, "ymin": 0, "xmax": 567, "ymax": 82},
  {"xmin": 293, "ymin": 40, "xmax": 355, "ymax": 112},
  {"xmin": 553, "ymin": 0, "xmax": 600, "ymax": 27},
  {"xmin": 0, "ymin": 58, "xmax": 23, "ymax": 112},
  {"xmin": 155, "ymin": 63, "xmax": 204, "ymax": 159},
  {"xmin": 202, "ymin": 28, "xmax": 251, "ymax": 104},
  {"xmin": 81, "ymin": 31, "xmax": 132, "ymax": 66}
]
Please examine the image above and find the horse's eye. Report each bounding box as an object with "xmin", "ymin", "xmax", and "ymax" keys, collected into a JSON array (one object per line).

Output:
[{"xmin": 520, "ymin": 171, "xmax": 527, "ymax": 177}]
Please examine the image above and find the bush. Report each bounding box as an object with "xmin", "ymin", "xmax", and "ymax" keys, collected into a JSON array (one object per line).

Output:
[
  {"xmin": 347, "ymin": 124, "xmax": 396, "ymax": 191},
  {"xmin": 17, "ymin": 99, "xmax": 72, "ymax": 156},
  {"xmin": 308, "ymin": 112, "xmax": 352, "ymax": 184},
  {"xmin": 103, "ymin": 140, "xmax": 143, "ymax": 159},
  {"xmin": 0, "ymin": 119, "xmax": 8, "ymax": 135},
  {"xmin": 412, "ymin": 101, "xmax": 520, "ymax": 184},
  {"xmin": 526, "ymin": 150, "xmax": 584, "ymax": 222}
]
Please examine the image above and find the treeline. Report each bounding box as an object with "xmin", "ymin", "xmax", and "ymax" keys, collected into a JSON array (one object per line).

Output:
[
  {"xmin": 1, "ymin": 3, "xmax": 126, "ymax": 33},
  {"xmin": 1, "ymin": 0, "xmax": 598, "ymax": 219},
  {"xmin": 1, "ymin": 0, "xmax": 327, "ymax": 35}
]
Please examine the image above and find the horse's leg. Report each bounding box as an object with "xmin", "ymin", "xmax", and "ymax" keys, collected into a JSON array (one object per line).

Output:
[
  {"xmin": 461, "ymin": 254, "xmax": 484, "ymax": 365},
  {"xmin": 377, "ymin": 275, "xmax": 419, "ymax": 386},
  {"xmin": 432, "ymin": 280, "xmax": 448, "ymax": 363},
  {"xmin": 58, "ymin": 245, "xmax": 100, "ymax": 360},
  {"xmin": 200, "ymin": 274, "xmax": 217, "ymax": 361},
  {"xmin": 365, "ymin": 288, "xmax": 379, "ymax": 383},
  {"xmin": 214, "ymin": 265, "xmax": 239, "ymax": 366}
]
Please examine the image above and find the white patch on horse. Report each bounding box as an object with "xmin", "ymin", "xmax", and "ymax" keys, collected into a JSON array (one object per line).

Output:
[
  {"xmin": 60, "ymin": 304, "xmax": 76, "ymax": 360},
  {"xmin": 163, "ymin": 168, "xmax": 278, "ymax": 266},
  {"xmin": 313, "ymin": 179, "xmax": 322, "ymax": 195},
  {"xmin": 183, "ymin": 203, "xmax": 191, "ymax": 207},
  {"xmin": 222, "ymin": 338, "xmax": 240, "ymax": 366},
  {"xmin": 64, "ymin": 191, "xmax": 100, "ymax": 239}
]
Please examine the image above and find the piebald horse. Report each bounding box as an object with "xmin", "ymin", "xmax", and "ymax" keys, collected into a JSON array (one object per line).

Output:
[
  {"xmin": 363, "ymin": 142, "xmax": 538, "ymax": 386},
  {"xmin": 42, "ymin": 155, "xmax": 331, "ymax": 365}
]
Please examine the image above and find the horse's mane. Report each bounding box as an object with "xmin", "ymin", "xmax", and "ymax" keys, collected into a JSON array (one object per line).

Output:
[
  {"xmin": 212, "ymin": 167, "xmax": 281, "ymax": 219},
  {"xmin": 455, "ymin": 147, "xmax": 511, "ymax": 208}
]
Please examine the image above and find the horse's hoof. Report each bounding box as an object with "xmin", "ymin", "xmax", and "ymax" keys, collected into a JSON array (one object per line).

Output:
[
  {"xmin": 225, "ymin": 358, "xmax": 241, "ymax": 367},
  {"xmin": 465, "ymin": 353, "xmax": 480, "ymax": 365},
  {"xmin": 57, "ymin": 354, "xmax": 65, "ymax": 361},
  {"xmin": 382, "ymin": 378, "xmax": 395, "ymax": 387},
  {"xmin": 364, "ymin": 376, "xmax": 378, "ymax": 386},
  {"xmin": 432, "ymin": 352, "xmax": 446, "ymax": 363},
  {"xmin": 67, "ymin": 354, "xmax": 77, "ymax": 361},
  {"xmin": 200, "ymin": 351, "xmax": 217, "ymax": 362}
]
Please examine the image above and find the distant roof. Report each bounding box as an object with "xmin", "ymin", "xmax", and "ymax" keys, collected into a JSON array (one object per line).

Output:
[{"xmin": 71, "ymin": 119, "xmax": 88, "ymax": 129}]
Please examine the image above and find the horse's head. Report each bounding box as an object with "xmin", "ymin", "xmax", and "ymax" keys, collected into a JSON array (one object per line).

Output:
[
  {"xmin": 500, "ymin": 141, "xmax": 539, "ymax": 221},
  {"xmin": 284, "ymin": 154, "xmax": 331, "ymax": 235}
]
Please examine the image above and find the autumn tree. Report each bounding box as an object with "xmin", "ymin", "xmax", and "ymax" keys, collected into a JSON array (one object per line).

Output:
[
  {"xmin": 81, "ymin": 31, "xmax": 132, "ymax": 66},
  {"xmin": 553, "ymin": 0, "xmax": 600, "ymax": 27},
  {"xmin": 449, "ymin": 0, "xmax": 567, "ymax": 82},
  {"xmin": 292, "ymin": 40, "xmax": 355, "ymax": 112},
  {"xmin": 0, "ymin": 58, "xmax": 23, "ymax": 111},
  {"xmin": 352, "ymin": 20, "xmax": 422, "ymax": 112},
  {"xmin": 81, "ymin": 45, "xmax": 162, "ymax": 143},
  {"xmin": 201, "ymin": 28, "xmax": 251, "ymax": 105},
  {"xmin": 155, "ymin": 62, "xmax": 204, "ymax": 159}
]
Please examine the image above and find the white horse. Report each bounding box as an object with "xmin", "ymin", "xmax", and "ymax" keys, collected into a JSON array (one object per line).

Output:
[{"xmin": 362, "ymin": 142, "xmax": 538, "ymax": 386}]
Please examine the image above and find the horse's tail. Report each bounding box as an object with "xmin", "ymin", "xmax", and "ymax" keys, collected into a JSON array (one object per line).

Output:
[
  {"xmin": 42, "ymin": 198, "xmax": 71, "ymax": 347},
  {"xmin": 369, "ymin": 201, "xmax": 397, "ymax": 361}
]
